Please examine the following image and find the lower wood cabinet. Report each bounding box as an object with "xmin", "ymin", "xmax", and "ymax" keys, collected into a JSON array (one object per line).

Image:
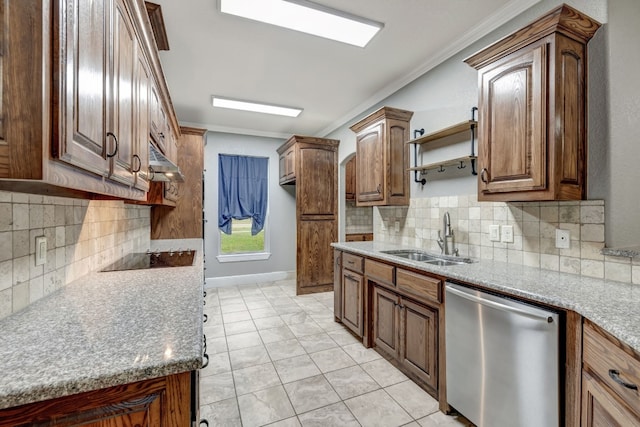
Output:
[
  {"xmin": 582, "ymin": 371, "xmax": 640, "ymax": 426},
  {"xmin": 342, "ymin": 269, "xmax": 364, "ymax": 337},
  {"xmin": 372, "ymin": 285, "xmax": 438, "ymax": 390},
  {"xmin": 0, "ymin": 371, "xmax": 195, "ymax": 427}
]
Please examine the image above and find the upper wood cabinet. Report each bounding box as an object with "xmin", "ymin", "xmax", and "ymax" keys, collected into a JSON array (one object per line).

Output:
[
  {"xmin": 350, "ymin": 107, "xmax": 413, "ymax": 206},
  {"xmin": 0, "ymin": 0, "xmax": 178, "ymax": 200},
  {"xmin": 465, "ymin": 4, "xmax": 601, "ymax": 201},
  {"xmin": 345, "ymin": 156, "xmax": 356, "ymax": 200},
  {"xmin": 277, "ymin": 136, "xmax": 339, "ymax": 295}
]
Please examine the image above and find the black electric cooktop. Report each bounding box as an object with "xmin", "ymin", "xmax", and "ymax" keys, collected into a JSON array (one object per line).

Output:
[{"xmin": 100, "ymin": 250, "xmax": 196, "ymax": 272}]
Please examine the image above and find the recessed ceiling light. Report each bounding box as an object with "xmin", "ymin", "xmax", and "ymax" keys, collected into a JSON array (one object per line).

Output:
[
  {"xmin": 219, "ymin": 0, "xmax": 383, "ymax": 48},
  {"xmin": 212, "ymin": 96, "xmax": 303, "ymax": 117}
]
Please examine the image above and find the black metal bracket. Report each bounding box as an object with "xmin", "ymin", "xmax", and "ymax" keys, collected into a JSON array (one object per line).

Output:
[
  {"xmin": 412, "ymin": 128, "xmax": 426, "ymax": 185},
  {"xmin": 470, "ymin": 107, "xmax": 478, "ymax": 175}
]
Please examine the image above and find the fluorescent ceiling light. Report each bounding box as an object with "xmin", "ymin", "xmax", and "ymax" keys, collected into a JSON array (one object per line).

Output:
[
  {"xmin": 212, "ymin": 96, "xmax": 303, "ymax": 117},
  {"xmin": 219, "ymin": 0, "xmax": 383, "ymax": 48}
]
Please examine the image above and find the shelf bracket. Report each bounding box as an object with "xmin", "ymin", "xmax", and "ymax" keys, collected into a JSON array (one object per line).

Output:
[
  {"xmin": 412, "ymin": 128, "xmax": 426, "ymax": 185},
  {"xmin": 470, "ymin": 107, "xmax": 478, "ymax": 176}
]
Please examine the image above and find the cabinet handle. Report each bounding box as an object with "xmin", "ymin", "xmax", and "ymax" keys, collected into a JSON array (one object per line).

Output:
[
  {"xmin": 377, "ymin": 184, "xmax": 382, "ymax": 194},
  {"xmin": 106, "ymin": 132, "xmax": 119, "ymax": 158},
  {"xmin": 132, "ymin": 154, "xmax": 141, "ymax": 173},
  {"xmin": 159, "ymin": 132, "xmax": 165, "ymax": 139},
  {"xmin": 200, "ymin": 420, "xmax": 209, "ymax": 427},
  {"xmin": 203, "ymin": 313, "xmax": 208, "ymax": 323},
  {"xmin": 201, "ymin": 353, "xmax": 209, "ymax": 369},
  {"xmin": 480, "ymin": 168, "xmax": 489, "ymax": 183},
  {"xmin": 608, "ymin": 369, "xmax": 638, "ymax": 390}
]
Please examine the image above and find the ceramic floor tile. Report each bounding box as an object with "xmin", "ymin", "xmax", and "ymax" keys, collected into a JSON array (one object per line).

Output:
[
  {"xmin": 326, "ymin": 328, "xmax": 361, "ymax": 347},
  {"xmin": 297, "ymin": 332, "xmax": 338, "ymax": 353},
  {"xmin": 265, "ymin": 417, "xmax": 302, "ymax": 427},
  {"xmin": 274, "ymin": 304, "xmax": 305, "ymax": 315},
  {"xmin": 288, "ymin": 321, "xmax": 325, "ymax": 338},
  {"xmin": 223, "ymin": 320, "xmax": 256, "ymax": 336},
  {"xmin": 259, "ymin": 326, "xmax": 296, "ymax": 344},
  {"xmin": 237, "ymin": 385, "xmax": 296, "ymax": 427},
  {"xmin": 200, "ymin": 398, "xmax": 241, "ymax": 427},
  {"xmin": 207, "ymin": 336, "xmax": 229, "ymax": 354},
  {"xmin": 416, "ymin": 411, "xmax": 473, "ymax": 426},
  {"xmin": 223, "ymin": 310, "xmax": 253, "ymax": 323},
  {"xmin": 273, "ymin": 354, "xmax": 322, "ymax": 384},
  {"xmin": 284, "ymin": 375, "xmax": 341, "ymax": 414},
  {"xmin": 401, "ymin": 423, "xmax": 421, "ymax": 427},
  {"xmin": 341, "ymin": 342, "xmax": 383, "ymax": 364},
  {"xmin": 324, "ymin": 365, "xmax": 380, "ymax": 399},
  {"xmin": 298, "ymin": 402, "xmax": 360, "ymax": 427},
  {"xmin": 385, "ymin": 380, "xmax": 439, "ymax": 419},
  {"xmin": 200, "ymin": 371, "xmax": 236, "ymax": 405},
  {"xmin": 269, "ymin": 297, "xmax": 297, "ymax": 306},
  {"xmin": 219, "ymin": 296, "xmax": 245, "ymax": 305},
  {"xmin": 345, "ymin": 389, "xmax": 413, "ymax": 427},
  {"xmin": 309, "ymin": 347, "xmax": 356, "ymax": 373},
  {"xmin": 360, "ymin": 358, "xmax": 409, "ymax": 387},
  {"xmin": 233, "ymin": 362, "xmax": 282, "ymax": 395},
  {"xmin": 281, "ymin": 311, "xmax": 314, "ymax": 325},
  {"xmin": 204, "ymin": 323, "xmax": 226, "ymax": 338},
  {"xmin": 220, "ymin": 302, "xmax": 248, "ymax": 314},
  {"xmin": 201, "ymin": 351, "xmax": 231, "ymax": 376},
  {"xmin": 226, "ymin": 331, "xmax": 262, "ymax": 351},
  {"xmin": 265, "ymin": 338, "xmax": 307, "ymax": 361},
  {"xmin": 254, "ymin": 315, "xmax": 287, "ymax": 330},
  {"xmin": 314, "ymin": 318, "xmax": 345, "ymax": 332},
  {"xmin": 246, "ymin": 300, "xmax": 274, "ymax": 310},
  {"xmin": 229, "ymin": 344, "xmax": 271, "ymax": 370},
  {"xmin": 250, "ymin": 306, "xmax": 280, "ymax": 319}
]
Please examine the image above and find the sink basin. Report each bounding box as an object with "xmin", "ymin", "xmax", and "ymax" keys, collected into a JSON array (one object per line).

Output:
[{"xmin": 380, "ymin": 249, "xmax": 474, "ymax": 265}]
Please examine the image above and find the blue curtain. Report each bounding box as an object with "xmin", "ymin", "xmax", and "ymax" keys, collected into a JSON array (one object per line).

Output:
[{"xmin": 218, "ymin": 154, "xmax": 269, "ymax": 235}]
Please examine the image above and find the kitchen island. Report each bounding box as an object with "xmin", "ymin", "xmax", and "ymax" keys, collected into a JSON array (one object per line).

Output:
[{"xmin": 0, "ymin": 239, "xmax": 204, "ymax": 424}]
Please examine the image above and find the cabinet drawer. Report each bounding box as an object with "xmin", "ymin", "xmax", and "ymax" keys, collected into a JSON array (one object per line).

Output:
[
  {"xmin": 583, "ymin": 321, "xmax": 640, "ymax": 415},
  {"xmin": 396, "ymin": 269, "xmax": 441, "ymax": 304},
  {"xmin": 343, "ymin": 253, "xmax": 364, "ymax": 274},
  {"xmin": 365, "ymin": 259, "xmax": 395, "ymax": 286}
]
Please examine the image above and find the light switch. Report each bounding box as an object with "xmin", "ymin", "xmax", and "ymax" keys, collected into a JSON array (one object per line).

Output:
[
  {"xmin": 489, "ymin": 225, "xmax": 500, "ymax": 242},
  {"xmin": 36, "ymin": 236, "xmax": 47, "ymax": 266}
]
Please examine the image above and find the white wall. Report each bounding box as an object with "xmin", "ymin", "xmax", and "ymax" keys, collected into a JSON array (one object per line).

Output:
[{"xmin": 203, "ymin": 132, "xmax": 296, "ymax": 279}]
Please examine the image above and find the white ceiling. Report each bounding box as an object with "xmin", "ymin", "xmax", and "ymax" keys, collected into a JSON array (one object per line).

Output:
[{"xmin": 154, "ymin": 0, "xmax": 539, "ymax": 138}]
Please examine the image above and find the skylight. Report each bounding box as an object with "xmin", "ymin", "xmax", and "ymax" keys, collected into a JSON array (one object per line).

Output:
[
  {"xmin": 212, "ymin": 96, "xmax": 303, "ymax": 117},
  {"xmin": 219, "ymin": 0, "xmax": 383, "ymax": 48}
]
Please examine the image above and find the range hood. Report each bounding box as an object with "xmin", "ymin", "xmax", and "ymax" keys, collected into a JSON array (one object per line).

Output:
[{"xmin": 148, "ymin": 143, "xmax": 184, "ymax": 182}]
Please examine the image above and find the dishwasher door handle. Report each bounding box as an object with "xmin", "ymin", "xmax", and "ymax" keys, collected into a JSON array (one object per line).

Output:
[{"xmin": 446, "ymin": 285, "xmax": 554, "ymax": 323}]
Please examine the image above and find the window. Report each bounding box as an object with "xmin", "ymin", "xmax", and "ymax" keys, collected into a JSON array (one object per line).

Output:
[{"xmin": 217, "ymin": 154, "xmax": 270, "ymax": 262}]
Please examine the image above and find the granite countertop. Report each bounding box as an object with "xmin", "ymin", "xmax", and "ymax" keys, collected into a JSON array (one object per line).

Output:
[
  {"xmin": 0, "ymin": 239, "xmax": 204, "ymax": 410},
  {"xmin": 332, "ymin": 241, "xmax": 640, "ymax": 354}
]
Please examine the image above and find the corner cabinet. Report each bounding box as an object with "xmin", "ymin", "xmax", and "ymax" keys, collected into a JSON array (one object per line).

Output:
[
  {"xmin": 277, "ymin": 136, "xmax": 340, "ymax": 295},
  {"xmin": 350, "ymin": 107, "xmax": 413, "ymax": 206},
  {"xmin": 465, "ymin": 4, "xmax": 601, "ymax": 201},
  {"xmin": 0, "ymin": 0, "xmax": 178, "ymax": 200}
]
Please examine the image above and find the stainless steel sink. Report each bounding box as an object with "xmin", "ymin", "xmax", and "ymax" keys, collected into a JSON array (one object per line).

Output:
[{"xmin": 380, "ymin": 249, "xmax": 474, "ymax": 265}]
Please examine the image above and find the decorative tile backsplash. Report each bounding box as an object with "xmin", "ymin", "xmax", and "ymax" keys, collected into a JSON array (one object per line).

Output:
[
  {"xmin": 375, "ymin": 195, "xmax": 640, "ymax": 284},
  {"xmin": 0, "ymin": 191, "xmax": 150, "ymax": 319},
  {"xmin": 345, "ymin": 201, "xmax": 373, "ymax": 234}
]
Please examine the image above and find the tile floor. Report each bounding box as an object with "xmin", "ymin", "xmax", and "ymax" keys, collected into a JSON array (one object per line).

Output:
[{"xmin": 201, "ymin": 279, "xmax": 472, "ymax": 427}]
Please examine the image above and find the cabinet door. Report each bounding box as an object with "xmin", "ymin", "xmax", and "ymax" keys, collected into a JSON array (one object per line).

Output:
[
  {"xmin": 356, "ymin": 122, "xmax": 385, "ymax": 203},
  {"xmin": 372, "ymin": 285, "xmax": 400, "ymax": 358},
  {"xmin": 297, "ymin": 219, "xmax": 336, "ymax": 294},
  {"xmin": 149, "ymin": 83, "xmax": 166, "ymax": 151},
  {"xmin": 582, "ymin": 372, "xmax": 640, "ymax": 427},
  {"xmin": 341, "ymin": 269, "xmax": 363, "ymax": 337},
  {"xmin": 298, "ymin": 146, "xmax": 336, "ymax": 217},
  {"xmin": 345, "ymin": 156, "xmax": 356, "ymax": 200},
  {"xmin": 133, "ymin": 49, "xmax": 150, "ymax": 191},
  {"xmin": 400, "ymin": 298, "xmax": 438, "ymax": 390},
  {"xmin": 56, "ymin": 0, "xmax": 111, "ymax": 176},
  {"xmin": 478, "ymin": 44, "xmax": 547, "ymax": 197},
  {"xmin": 109, "ymin": 0, "xmax": 136, "ymax": 186},
  {"xmin": 285, "ymin": 148, "xmax": 296, "ymax": 181},
  {"xmin": 387, "ymin": 118, "xmax": 410, "ymax": 204},
  {"xmin": 334, "ymin": 250, "xmax": 342, "ymax": 320}
]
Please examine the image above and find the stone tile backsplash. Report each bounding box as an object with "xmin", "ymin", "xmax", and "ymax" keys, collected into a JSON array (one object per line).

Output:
[
  {"xmin": 345, "ymin": 201, "xmax": 373, "ymax": 234},
  {"xmin": 0, "ymin": 191, "xmax": 150, "ymax": 319},
  {"xmin": 375, "ymin": 195, "xmax": 640, "ymax": 284}
]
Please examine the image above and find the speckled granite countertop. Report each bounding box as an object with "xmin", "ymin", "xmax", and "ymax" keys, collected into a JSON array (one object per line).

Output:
[
  {"xmin": 332, "ymin": 241, "xmax": 640, "ymax": 354},
  {"xmin": 0, "ymin": 239, "xmax": 204, "ymax": 410}
]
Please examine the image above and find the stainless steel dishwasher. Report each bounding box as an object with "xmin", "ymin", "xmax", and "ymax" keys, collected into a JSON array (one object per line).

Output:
[{"xmin": 445, "ymin": 282, "xmax": 560, "ymax": 427}]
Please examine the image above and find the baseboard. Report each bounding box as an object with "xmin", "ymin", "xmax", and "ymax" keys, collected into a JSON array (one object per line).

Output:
[{"xmin": 205, "ymin": 271, "xmax": 295, "ymax": 288}]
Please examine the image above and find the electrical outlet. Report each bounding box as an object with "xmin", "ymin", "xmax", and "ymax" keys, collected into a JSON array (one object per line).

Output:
[
  {"xmin": 501, "ymin": 225, "xmax": 514, "ymax": 243},
  {"xmin": 556, "ymin": 229, "xmax": 570, "ymax": 249},
  {"xmin": 36, "ymin": 236, "xmax": 47, "ymax": 266},
  {"xmin": 489, "ymin": 225, "xmax": 500, "ymax": 242},
  {"xmin": 394, "ymin": 221, "xmax": 400, "ymax": 232}
]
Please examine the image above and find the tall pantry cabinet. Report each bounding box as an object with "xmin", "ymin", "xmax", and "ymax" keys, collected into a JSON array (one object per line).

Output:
[{"xmin": 277, "ymin": 136, "xmax": 339, "ymax": 295}]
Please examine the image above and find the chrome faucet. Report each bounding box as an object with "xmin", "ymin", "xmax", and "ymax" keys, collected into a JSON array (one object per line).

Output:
[{"xmin": 437, "ymin": 212, "xmax": 458, "ymax": 256}]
